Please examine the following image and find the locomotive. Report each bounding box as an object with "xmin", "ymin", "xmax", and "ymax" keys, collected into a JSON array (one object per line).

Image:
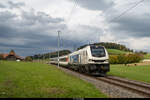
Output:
[{"xmin": 50, "ymin": 44, "xmax": 110, "ymax": 76}]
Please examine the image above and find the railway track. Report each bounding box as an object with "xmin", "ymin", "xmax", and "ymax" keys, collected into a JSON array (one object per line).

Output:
[
  {"xmin": 65, "ymin": 67, "xmax": 150, "ymax": 97},
  {"xmin": 96, "ymin": 76, "xmax": 150, "ymax": 97},
  {"xmin": 48, "ymin": 64, "xmax": 150, "ymax": 98}
]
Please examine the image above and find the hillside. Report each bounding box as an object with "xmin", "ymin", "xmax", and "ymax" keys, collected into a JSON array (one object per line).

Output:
[
  {"xmin": 107, "ymin": 49, "xmax": 130, "ymax": 55},
  {"xmin": 77, "ymin": 42, "xmax": 133, "ymax": 52},
  {"xmin": 0, "ymin": 61, "xmax": 107, "ymax": 98}
]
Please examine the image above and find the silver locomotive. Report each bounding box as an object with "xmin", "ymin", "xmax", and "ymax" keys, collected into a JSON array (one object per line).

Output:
[{"xmin": 50, "ymin": 45, "xmax": 110, "ymax": 76}]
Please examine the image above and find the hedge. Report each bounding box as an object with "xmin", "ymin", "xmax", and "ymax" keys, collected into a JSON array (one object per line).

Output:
[{"xmin": 109, "ymin": 53, "xmax": 144, "ymax": 64}]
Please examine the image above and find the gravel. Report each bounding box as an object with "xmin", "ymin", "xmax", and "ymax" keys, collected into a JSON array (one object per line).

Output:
[{"xmin": 59, "ymin": 67, "xmax": 147, "ymax": 98}]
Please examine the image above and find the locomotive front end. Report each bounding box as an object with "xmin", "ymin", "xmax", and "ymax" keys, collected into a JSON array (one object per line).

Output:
[{"xmin": 88, "ymin": 45, "xmax": 110, "ymax": 75}]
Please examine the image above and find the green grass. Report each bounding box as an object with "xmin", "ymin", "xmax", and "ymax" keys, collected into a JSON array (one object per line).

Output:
[
  {"xmin": 144, "ymin": 54, "xmax": 150, "ymax": 59},
  {"xmin": 107, "ymin": 49, "xmax": 128, "ymax": 55},
  {"xmin": 108, "ymin": 64, "xmax": 150, "ymax": 83},
  {"xmin": 0, "ymin": 61, "xmax": 107, "ymax": 98}
]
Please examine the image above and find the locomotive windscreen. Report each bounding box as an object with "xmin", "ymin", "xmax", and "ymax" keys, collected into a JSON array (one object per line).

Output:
[{"xmin": 90, "ymin": 45, "xmax": 106, "ymax": 57}]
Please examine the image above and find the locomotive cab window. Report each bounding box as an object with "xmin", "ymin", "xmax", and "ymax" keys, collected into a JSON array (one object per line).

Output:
[{"xmin": 90, "ymin": 46, "xmax": 105, "ymax": 57}]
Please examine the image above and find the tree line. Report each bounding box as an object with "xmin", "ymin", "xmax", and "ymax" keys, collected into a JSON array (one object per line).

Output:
[
  {"xmin": 77, "ymin": 42, "xmax": 134, "ymax": 52},
  {"xmin": 31, "ymin": 50, "xmax": 71, "ymax": 60}
]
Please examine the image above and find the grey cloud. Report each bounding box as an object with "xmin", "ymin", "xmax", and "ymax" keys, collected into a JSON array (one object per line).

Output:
[
  {"xmin": 21, "ymin": 11, "xmax": 64, "ymax": 27},
  {"xmin": 0, "ymin": 11, "xmax": 16, "ymax": 21},
  {"xmin": 0, "ymin": 3, "xmax": 6, "ymax": 8},
  {"xmin": 71, "ymin": 0, "xmax": 114, "ymax": 11},
  {"xmin": 8, "ymin": 1, "xmax": 25, "ymax": 9},
  {"xmin": 0, "ymin": 9, "xmax": 84, "ymax": 56},
  {"xmin": 109, "ymin": 13, "xmax": 150, "ymax": 38}
]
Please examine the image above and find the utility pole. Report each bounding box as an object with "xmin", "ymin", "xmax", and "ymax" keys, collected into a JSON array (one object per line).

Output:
[
  {"xmin": 73, "ymin": 44, "xmax": 76, "ymax": 51},
  {"xmin": 58, "ymin": 31, "xmax": 60, "ymax": 68}
]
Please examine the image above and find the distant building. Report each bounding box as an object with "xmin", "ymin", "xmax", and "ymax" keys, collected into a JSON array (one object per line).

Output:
[{"xmin": 0, "ymin": 50, "xmax": 24, "ymax": 61}]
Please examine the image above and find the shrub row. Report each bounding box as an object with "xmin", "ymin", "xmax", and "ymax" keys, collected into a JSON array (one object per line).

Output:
[{"xmin": 109, "ymin": 53, "xmax": 144, "ymax": 64}]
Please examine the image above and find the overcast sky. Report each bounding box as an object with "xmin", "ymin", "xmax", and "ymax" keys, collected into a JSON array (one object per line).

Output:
[{"xmin": 0, "ymin": 0, "xmax": 150, "ymax": 56}]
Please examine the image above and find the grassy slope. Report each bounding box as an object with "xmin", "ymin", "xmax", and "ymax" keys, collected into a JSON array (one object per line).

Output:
[
  {"xmin": 144, "ymin": 54, "xmax": 150, "ymax": 59},
  {"xmin": 0, "ymin": 61, "xmax": 107, "ymax": 98},
  {"xmin": 107, "ymin": 49, "xmax": 128, "ymax": 55},
  {"xmin": 108, "ymin": 64, "xmax": 150, "ymax": 83}
]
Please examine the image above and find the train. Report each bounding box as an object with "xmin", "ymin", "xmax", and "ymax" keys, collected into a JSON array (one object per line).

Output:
[{"xmin": 50, "ymin": 44, "xmax": 110, "ymax": 76}]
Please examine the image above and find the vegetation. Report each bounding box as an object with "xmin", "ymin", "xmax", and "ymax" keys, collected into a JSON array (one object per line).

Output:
[
  {"xmin": 77, "ymin": 42, "xmax": 133, "ymax": 52},
  {"xmin": 144, "ymin": 53, "xmax": 150, "ymax": 59},
  {"xmin": 25, "ymin": 56, "xmax": 33, "ymax": 62},
  {"xmin": 32, "ymin": 50, "xmax": 71, "ymax": 60},
  {"xmin": 109, "ymin": 53, "xmax": 144, "ymax": 64},
  {"xmin": 108, "ymin": 64, "xmax": 150, "ymax": 83},
  {"xmin": 0, "ymin": 54, "xmax": 3, "ymax": 60},
  {"xmin": 0, "ymin": 61, "xmax": 107, "ymax": 98},
  {"xmin": 107, "ymin": 49, "xmax": 128, "ymax": 55}
]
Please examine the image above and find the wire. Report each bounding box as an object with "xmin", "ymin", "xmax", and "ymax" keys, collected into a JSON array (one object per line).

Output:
[
  {"xmin": 110, "ymin": 0, "xmax": 145, "ymax": 22},
  {"xmin": 99, "ymin": 0, "xmax": 145, "ymax": 44},
  {"xmin": 60, "ymin": 0, "xmax": 79, "ymax": 51},
  {"xmin": 66, "ymin": 0, "xmax": 78, "ymax": 25}
]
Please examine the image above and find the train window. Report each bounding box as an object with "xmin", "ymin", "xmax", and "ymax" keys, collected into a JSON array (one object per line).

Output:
[
  {"xmin": 71, "ymin": 55, "xmax": 79, "ymax": 63},
  {"xmin": 90, "ymin": 46, "xmax": 105, "ymax": 57},
  {"xmin": 60, "ymin": 58, "xmax": 67, "ymax": 62}
]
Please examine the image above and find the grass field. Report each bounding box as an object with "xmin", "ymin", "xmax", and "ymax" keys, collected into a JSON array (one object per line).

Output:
[
  {"xmin": 0, "ymin": 61, "xmax": 107, "ymax": 98},
  {"xmin": 108, "ymin": 64, "xmax": 150, "ymax": 83},
  {"xmin": 144, "ymin": 54, "xmax": 150, "ymax": 59},
  {"xmin": 107, "ymin": 49, "xmax": 128, "ymax": 55}
]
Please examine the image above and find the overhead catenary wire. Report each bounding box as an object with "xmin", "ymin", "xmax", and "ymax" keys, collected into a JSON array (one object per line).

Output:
[
  {"xmin": 100, "ymin": 0, "xmax": 145, "ymax": 44},
  {"xmin": 66, "ymin": 0, "xmax": 78, "ymax": 25},
  {"xmin": 110, "ymin": 0, "xmax": 145, "ymax": 22},
  {"xmin": 60, "ymin": 0, "xmax": 79, "ymax": 51}
]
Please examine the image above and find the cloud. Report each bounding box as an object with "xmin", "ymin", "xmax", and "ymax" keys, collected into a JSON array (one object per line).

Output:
[
  {"xmin": 0, "ymin": 8, "xmax": 65, "ymax": 46},
  {"xmin": 70, "ymin": 0, "xmax": 114, "ymax": 11},
  {"xmin": 7, "ymin": 1, "xmax": 25, "ymax": 9},
  {"xmin": 110, "ymin": 13, "xmax": 150, "ymax": 38},
  {"xmin": 0, "ymin": 3, "xmax": 6, "ymax": 8},
  {"xmin": 1, "ymin": 0, "xmax": 150, "ymax": 56},
  {"xmin": 0, "ymin": 6, "xmax": 87, "ymax": 56}
]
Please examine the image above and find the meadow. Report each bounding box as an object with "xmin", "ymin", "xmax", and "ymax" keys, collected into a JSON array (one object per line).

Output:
[
  {"xmin": 108, "ymin": 64, "xmax": 150, "ymax": 83},
  {"xmin": 107, "ymin": 49, "xmax": 129, "ymax": 55},
  {"xmin": 0, "ymin": 61, "xmax": 107, "ymax": 98},
  {"xmin": 144, "ymin": 53, "xmax": 150, "ymax": 59}
]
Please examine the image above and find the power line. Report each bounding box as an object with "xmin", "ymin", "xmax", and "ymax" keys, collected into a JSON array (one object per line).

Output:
[
  {"xmin": 66, "ymin": 0, "xmax": 78, "ymax": 25},
  {"xmin": 110, "ymin": 0, "xmax": 145, "ymax": 22},
  {"xmin": 100, "ymin": 0, "xmax": 145, "ymax": 43}
]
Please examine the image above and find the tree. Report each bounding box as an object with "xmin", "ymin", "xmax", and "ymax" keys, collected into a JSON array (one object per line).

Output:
[
  {"xmin": 25, "ymin": 56, "xmax": 33, "ymax": 62},
  {"xmin": 0, "ymin": 54, "xmax": 3, "ymax": 60}
]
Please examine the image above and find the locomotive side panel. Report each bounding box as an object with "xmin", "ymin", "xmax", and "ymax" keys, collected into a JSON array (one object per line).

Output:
[{"xmin": 50, "ymin": 45, "xmax": 110, "ymax": 76}]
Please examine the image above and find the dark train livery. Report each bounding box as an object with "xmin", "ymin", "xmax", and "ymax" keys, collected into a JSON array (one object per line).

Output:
[{"xmin": 50, "ymin": 45, "xmax": 110, "ymax": 76}]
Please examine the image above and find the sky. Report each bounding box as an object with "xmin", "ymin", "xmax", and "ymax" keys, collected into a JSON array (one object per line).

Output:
[{"xmin": 0, "ymin": 0, "xmax": 150, "ymax": 57}]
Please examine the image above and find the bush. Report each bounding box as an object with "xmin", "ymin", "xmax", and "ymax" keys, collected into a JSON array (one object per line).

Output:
[
  {"xmin": 0, "ymin": 54, "xmax": 3, "ymax": 60},
  {"xmin": 25, "ymin": 56, "xmax": 33, "ymax": 62},
  {"xmin": 109, "ymin": 55, "xmax": 119, "ymax": 64},
  {"xmin": 109, "ymin": 53, "xmax": 143, "ymax": 64}
]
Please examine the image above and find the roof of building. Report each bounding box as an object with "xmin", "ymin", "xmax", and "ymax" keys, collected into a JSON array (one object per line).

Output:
[
  {"xmin": 0, "ymin": 53, "xmax": 24, "ymax": 60},
  {"xmin": 2, "ymin": 54, "xmax": 9, "ymax": 58}
]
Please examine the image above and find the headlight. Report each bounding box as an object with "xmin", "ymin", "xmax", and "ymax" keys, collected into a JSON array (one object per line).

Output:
[
  {"xmin": 89, "ymin": 59, "xmax": 93, "ymax": 62},
  {"xmin": 105, "ymin": 59, "xmax": 109, "ymax": 62}
]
